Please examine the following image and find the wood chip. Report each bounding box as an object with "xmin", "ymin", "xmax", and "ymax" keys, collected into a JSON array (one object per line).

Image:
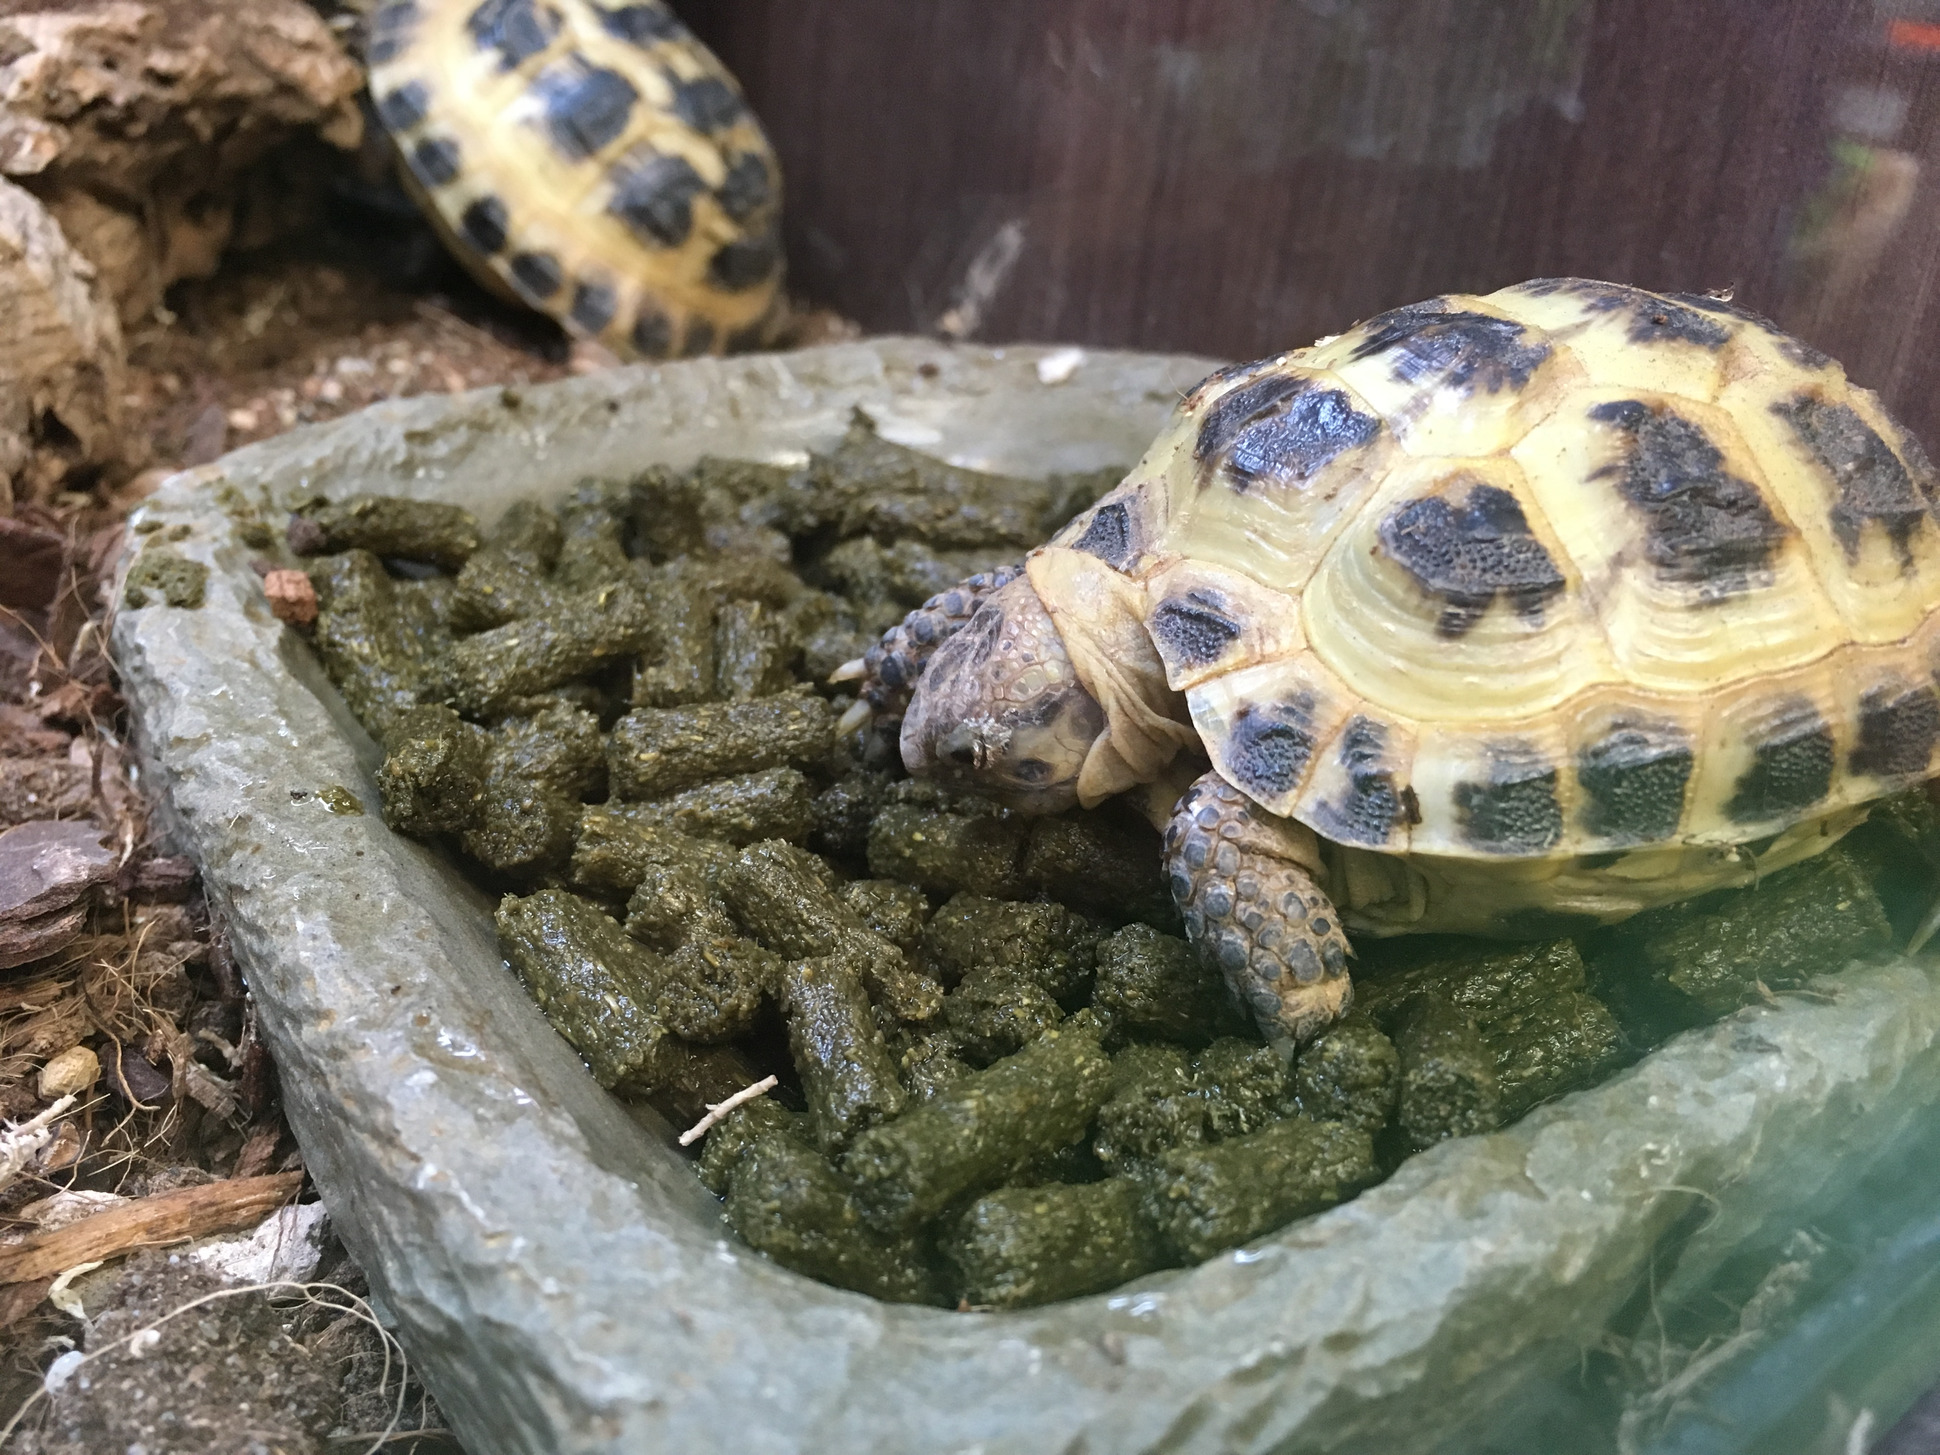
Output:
[
  {"xmin": 0, "ymin": 901, "xmax": 85, "ymax": 970},
  {"xmin": 0, "ymin": 1171, "xmax": 304, "ymax": 1284},
  {"xmin": 0, "ymin": 820, "xmax": 117, "ymax": 923}
]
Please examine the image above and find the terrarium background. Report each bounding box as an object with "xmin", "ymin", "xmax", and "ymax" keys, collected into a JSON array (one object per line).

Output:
[{"xmin": 676, "ymin": 0, "xmax": 1940, "ymax": 450}]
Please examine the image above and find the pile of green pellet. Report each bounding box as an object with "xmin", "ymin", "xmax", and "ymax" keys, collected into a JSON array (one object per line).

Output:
[{"xmin": 282, "ymin": 413, "xmax": 1930, "ymax": 1310}]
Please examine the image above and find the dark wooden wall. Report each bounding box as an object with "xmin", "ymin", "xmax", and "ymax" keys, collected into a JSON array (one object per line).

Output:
[{"xmin": 677, "ymin": 0, "xmax": 1940, "ymax": 448}]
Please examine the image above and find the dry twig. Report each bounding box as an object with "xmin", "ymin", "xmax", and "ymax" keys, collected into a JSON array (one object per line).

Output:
[{"xmin": 677, "ymin": 1075, "xmax": 778, "ymax": 1147}]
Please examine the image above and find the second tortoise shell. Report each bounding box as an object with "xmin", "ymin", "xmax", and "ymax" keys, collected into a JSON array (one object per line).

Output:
[
  {"xmin": 1046, "ymin": 278, "xmax": 1940, "ymax": 861},
  {"xmin": 367, "ymin": 0, "xmax": 784, "ymax": 360}
]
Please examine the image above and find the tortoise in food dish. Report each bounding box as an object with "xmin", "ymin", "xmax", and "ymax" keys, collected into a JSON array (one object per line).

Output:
[
  {"xmin": 366, "ymin": 0, "xmax": 784, "ymax": 359},
  {"xmin": 845, "ymin": 279, "xmax": 1940, "ymax": 1045}
]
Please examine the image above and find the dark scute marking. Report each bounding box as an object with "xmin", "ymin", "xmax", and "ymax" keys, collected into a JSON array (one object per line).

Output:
[
  {"xmin": 408, "ymin": 135, "xmax": 460, "ymax": 187},
  {"xmin": 1222, "ymin": 385, "xmax": 1381, "ymax": 492},
  {"xmin": 607, "ymin": 150, "xmax": 704, "ymax": 247},
  {"xmin": 1726, "ymin": 696, "xmax": 1835, "ymax": 822},
  {"xmin": 630, "ymin": 307, "xmax": 673, "ymax": 357},
  {"xmin": 508, "ymin": 250, "xmax": 563, "ymax": 300},
  {"xmin": 1347, "ymin": 304, "xmax": 1550, "ymax": 394},
  {"xmin": 466, "ymin": 0, "xmax": 559, "ymax": 69},
  {"xmin": 670, "ymin": 74, "xmax": 744, "ymax": 133},
  {"xmin": 709, "ymin": 231, "xmax": 780, "ymax": 292},
  {"xmin": 1665, "ymin": 294, "xmax": 1836, "ymax": 368},
  {"xmin": 1193, "ymin": 372, "xmax": 1306, "ymax": 461},
  {"xmin": 1376, "ymin": 481, "xmax": 1565, "ymax": 636},
  {"xmin": 537, "ymin": 61, "xmax": 638, "ymax": 160},
  {"xmin": 594, "ymin": 2, "xmax": 680, "ymax": 43},
  {"xmin": 1851, "ymin": 680, "xmax": 1940, "ymax": 779},
  {"xmin": 1510, "ymin": 278, "xmax": 1731, "ymax": 349},
  {"xmin": 1071, "ymin": 501, "xmax": 1134, "ymax": 569},
  {"xmin": 459, "ymin": 195, "xmax": 508, "ymax": 255},
  {"xmin": 1149, "ymin": 590, "xmax": 1242, "ymax": 670},
  {"xmin": 716, "ymin": 152, "xmax": 772, "ymax": 222},
  {"xmin": 1773, "ymin": 394, "xmax": 1934, "ymax": 565},
  {"xmin": 1589, "ymin": 400, "xmax": 1790, "ymax": 597},
  {"xmin": 1310, "ymin": 715, "xmax": 1402, "ymax": 847},
  {"xmin": 1576, "ymin": 721, "xmax": 1694, "ymax": 843},
  {"xmin": 569, "ymin": 280, "xmax": 616, "ymax": 334},
  {"xmin": 1896, "ymin": 423, "xmax": 1938, "ymax": 487},
  {"xmin": 374, "ymin": 81, "xmax": 429, "ymax": 133},
  {"xmin": 1182, "ymin": 359, "xmax": 1267, "ymax": 412},
  {"xmin": 1454, "ymin": 741, "xmax": 1563, "ymax": 853},
  {"xmin": 1223, "ymin": 694, "xmax": 1319, "ymax": 802},
  {"xmin": 681, "ymin": 317, "xmax": 717, "ymax": 357},
  {"xmin": 1779, "ymin": 336, "xmax": 1835, "ymax": 370}
]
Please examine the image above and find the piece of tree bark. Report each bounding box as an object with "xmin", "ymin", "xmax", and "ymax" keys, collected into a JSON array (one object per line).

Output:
[{"xmin": 0, "ymin": 1171, "xmax": 305, "ymax": 1284}]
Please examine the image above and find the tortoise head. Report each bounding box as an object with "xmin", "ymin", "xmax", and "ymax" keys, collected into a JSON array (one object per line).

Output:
[{"xmin": 900, "ymin": 573, "xmax": 1105, "ymax": 813}]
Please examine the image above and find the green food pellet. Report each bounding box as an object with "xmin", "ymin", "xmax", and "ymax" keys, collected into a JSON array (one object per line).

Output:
[
  {"xmin": 866, "ymin": 802, "xmax": 1028, "ymax": 899},
  {"xmin": 1394, "ymin": 997, "xmax": 1503, "ymax": 1151},
  {"xmin": 1093, "ymin": 1042, "xmax": 1201, "ymax": 1170},
  {"xmin": 840, "ymin": 880, "xmax": 931, "ymax": 950},
  {"xmin": 610, "ymin": 768, "xmax": 815, "ymax": 846},
  {"xmin": 946, "ymin": 1179, "xmax": 1169, "ymax": 1309},
  {"xmin": 779, "ymin": 956, "xmax": 908, "ymax": 1152},
  {"xmin": 570, "ymin": 809, "xmax": 735, "ymax": 896},
  {"xmin": 495, "ymin": 890, "xmax": 682, "ymax": 1095},
  {"xmin": 726, "ymin": 1133, "xmax": 945, "ymax": 1305},
  {"xmin": 609, "ymin": 693, "xmax": 833, "ymax": 800},
  {"xmin": 378, "ymin": 704, "xmax": 488, "ymax": 836},
  {"xmin": 697, "ymin": 1098, "xmax": 805, "ymax": 1195},
  {"xmin": 317, "ymin": 786, "xmax": 364, "ymax": 816},
  {"xmin": 450, "ymin": 581, "xmax": 657, "ymax": 717},
  {"xmin": 843, "ymin": 1024, "xmax": 1113, "ymax": 1232},
  {"xmin": 290, "ymin": 493, "xmax": 480, "ymax": 570},
  {"xmin": 918, "ymin": 894, "xmax": 1098, "ymax": 1003},
  {"xmin": 1294, "ymin": 1016, "xmax": 1400, "ymax": 1133},
  {"xmin": 1144, "ymin": 1116, "xmax": 1377, "ymax": 1262},
  {"xmin": 1092, "ymin": 922, "xmax": 1252, "ymax": 1046}
]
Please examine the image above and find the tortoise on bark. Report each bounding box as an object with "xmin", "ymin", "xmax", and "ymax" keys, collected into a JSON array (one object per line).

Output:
[
  {"xmin": 365, "ymin": 0, "xmax": 784, "ymax": 359},
  {"xmin": 844, "ymin": 279, "xmax": 1940, "ymax": 1046}
]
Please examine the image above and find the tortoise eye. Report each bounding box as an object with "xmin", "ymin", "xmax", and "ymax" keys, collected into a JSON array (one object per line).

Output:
[{"xmin": 947, "ymin": 744, "xmax": 977, "ymax": 766}]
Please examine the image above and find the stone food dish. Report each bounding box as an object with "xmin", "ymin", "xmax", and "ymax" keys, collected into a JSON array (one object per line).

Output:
[{"xmin": 113, "ymin": 339, "xmax": 1940, "ymax": 1455}]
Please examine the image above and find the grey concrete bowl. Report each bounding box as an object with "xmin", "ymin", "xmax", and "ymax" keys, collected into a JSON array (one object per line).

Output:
[{"xmin": 112, "ymin": 340, "xmax": 1940, "ymax": 1455}]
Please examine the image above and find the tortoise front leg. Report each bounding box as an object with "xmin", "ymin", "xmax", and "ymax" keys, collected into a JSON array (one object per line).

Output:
[{"xmin": 1163, "ymin": 770, "xmax": 1352, "ymax": 1047}]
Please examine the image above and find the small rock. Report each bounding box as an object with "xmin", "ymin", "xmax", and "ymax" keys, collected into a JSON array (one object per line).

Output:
[
  {"xmin": 187, "ymin": 1200, "xmax": 331, "ymax": 1286},
  {"xmin": 261, "ymin": 568, "xmax": 317, "ymax": 626},
  {"xmin": 38, "ymin": 1043, "xmax": 99, "ymax": 1098}
]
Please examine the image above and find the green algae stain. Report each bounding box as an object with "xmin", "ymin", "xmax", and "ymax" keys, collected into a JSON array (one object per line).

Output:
[{"xmin": 122, "ymin": 548, "xmax": 209, "ymax": 610}]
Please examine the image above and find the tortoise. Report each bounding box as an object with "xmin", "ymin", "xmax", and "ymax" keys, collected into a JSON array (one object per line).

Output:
[
  {"xmin": 365, "ymin": 0, "xmax": 784, "ymax": 359},
  {"xmin": 843, "ymin": 278, "xmax": 1940, "ymax": 1047}
]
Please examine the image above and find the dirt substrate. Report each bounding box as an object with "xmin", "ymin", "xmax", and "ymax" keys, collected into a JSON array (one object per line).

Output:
[{"xmin": 0, "ymin": 230, "xmax": 707, "ymax": 1452}]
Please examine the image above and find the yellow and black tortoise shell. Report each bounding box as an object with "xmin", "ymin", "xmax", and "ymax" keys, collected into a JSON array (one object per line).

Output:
[
  {"xmin": 368, "ymin": 0, "xmax": 783, "ymax": 359},
  {"xmin": 1050, "ymin": 279, "xmax": 1940, "ymax": 860}
]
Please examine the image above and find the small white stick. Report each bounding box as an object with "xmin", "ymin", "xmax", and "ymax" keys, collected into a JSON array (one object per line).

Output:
[
  {"xmin": 0, "ymin": 1095, "xmax": 77, "ymax": 1195},
  {"xmin": 677, "ymin": 1076, "xmax": 779, "ymax": 1147}
]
